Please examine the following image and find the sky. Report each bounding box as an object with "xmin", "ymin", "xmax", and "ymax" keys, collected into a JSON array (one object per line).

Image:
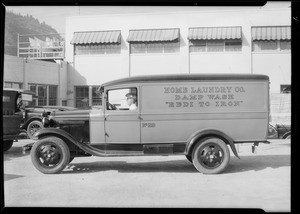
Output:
[{"xmin": 5, "ymin": 2, "xmax": 291, "ymax": 34}]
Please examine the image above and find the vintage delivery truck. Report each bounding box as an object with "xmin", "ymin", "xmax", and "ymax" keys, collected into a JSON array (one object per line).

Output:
[{"xmin": 30, "ymin": 74, "xmax": 270, "ymax": 174}]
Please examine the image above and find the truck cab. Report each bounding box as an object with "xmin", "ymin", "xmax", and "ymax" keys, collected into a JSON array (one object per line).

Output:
[
  {"xmin": 3, "ymin": 88, "xmax": 33, "ymax": 151},
  {"xmin": 30, "ymin": 74, "xmax": 270, "ymax": 174}
]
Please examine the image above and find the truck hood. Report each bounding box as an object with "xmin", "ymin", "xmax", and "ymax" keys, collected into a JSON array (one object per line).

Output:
[{"xmin": 51, "ymin": 109, "xmax": 91, "ymax": 120}]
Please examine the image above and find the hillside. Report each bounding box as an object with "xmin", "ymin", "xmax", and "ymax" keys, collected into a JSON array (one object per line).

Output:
[{"xmin": 5, "ymin": 10, "xmax": 61, "ymax": 56}]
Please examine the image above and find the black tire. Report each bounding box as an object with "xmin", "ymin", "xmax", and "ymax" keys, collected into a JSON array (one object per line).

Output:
[
  {"xmin": 69, "ymin": 157, "xmax": 74, "ymax": 163},
  {"xmin": 3, "ymin": 140, "xmax": 14, "ymax": 152},
  {"xmin": 282, "ymin": 132, "xmax": 291, "ymax": 139},
  {"xmin": 185, "ymin": 155, "xmax": 193, "ymax": 163},
  {"xmin": 30, "ymin": 137, "xmax": 70, "ymax": 174},
  {"xmin": 27, "ymin": 120, "xmax": 43, "ymax": 139},
  {"xmin": 192, "ymin": 137, "xmax": 230, "ymax": 174}
]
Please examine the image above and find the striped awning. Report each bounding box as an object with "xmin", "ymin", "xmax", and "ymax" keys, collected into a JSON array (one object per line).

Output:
[
  {"xmin": 70, "ymin": 31, "xmax": 121, "ymax": 45},
  {"xmin": 188, "ymin": 27, "xmax": 242, "ymax": 40},
  {"xmin": 252, "ymin": 26, "xmax": 291, "ymax": 40},
  {"xmin": 127, "ymin": 29, "xmax": 179, "ymax": 42}
]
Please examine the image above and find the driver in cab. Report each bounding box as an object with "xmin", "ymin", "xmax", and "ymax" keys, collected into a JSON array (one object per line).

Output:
[{"xmin": 126, "ymin": 93, "xmax": 137, "ymax": 110}]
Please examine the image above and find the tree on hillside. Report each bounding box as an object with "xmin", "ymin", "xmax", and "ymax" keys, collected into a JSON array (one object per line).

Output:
[{"xmin": 4, "ymin": 10, "xmax": 61, "ymax": 56}]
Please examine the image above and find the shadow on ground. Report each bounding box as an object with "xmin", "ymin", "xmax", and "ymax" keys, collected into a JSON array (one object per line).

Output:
[
  {"xmin": 4, "ymin": 173, "xmax": 24, "ymax": 181},
  {"xmin": 225, "ymin": 154, "xmax": 290, "ymax": 174},
  {"xmin": 3, "ymin": 145, "xmax": 30, "ymax": 161},
  {"xmin": 63, "ymin": 154, "xmax": 290, "ymax": 174}
]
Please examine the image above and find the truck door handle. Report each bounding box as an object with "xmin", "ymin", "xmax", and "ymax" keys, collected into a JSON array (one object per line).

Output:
[
  {"xmin": 105, "ymin": 133, "xmax": 109, "ymax": 138},
  {"xmin": 138, "ymin": 115, "xmax": 143, "ymax": 120}
]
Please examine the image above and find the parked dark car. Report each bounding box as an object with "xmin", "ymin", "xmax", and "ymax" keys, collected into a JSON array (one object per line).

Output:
[
  {"xmin": 21, "ymin": 106, "xmax": 77, "ymax": 139},
  {"xmin": 267, "ymin": 123, "xmax": 291, "ymax": 139},
  {"xmin": 3, "ymin": 88, "xmax": 33, "ymax": 151}
]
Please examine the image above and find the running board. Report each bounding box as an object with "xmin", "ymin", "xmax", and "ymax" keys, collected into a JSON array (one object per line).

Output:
[{"xmin": 84, "ymin": 143, "xmax": 186, "ymax": 157}]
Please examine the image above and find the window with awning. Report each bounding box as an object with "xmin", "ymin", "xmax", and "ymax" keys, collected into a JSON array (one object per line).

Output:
[
  {"xmin": 127, "ymin": 28, "xmax": 179, "ymax": 42},
  {"xmin": 71, "ymin": 31, "xmax": 121, "ymax": 55},
  {"xmin": 252, "ymin": 26, "xmax": 291, "ymax": 52},
  {"xmin": 127, "ymin": 29, "xmax": 180, "ymax": 54},
  {"xmin": 188, "ymin": 27, "xmax": 242, "ymax": 52},
  {"xmin": 252, "ymin": 26, "xmax": 290, "ymax": 41}
]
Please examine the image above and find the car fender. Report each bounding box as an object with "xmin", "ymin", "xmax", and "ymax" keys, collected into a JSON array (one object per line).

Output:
[
  {"xmin": 34, "ymin": 128, "xmax": 106, "ymax": 157},
  {"xmin": 282, "ymin": 131, "xmax": 291, "ymax": 139},
  {"xmin": 185, "ymin": 129, "xmax": 240, "ymax": 159},
  {"xmin": 21, "ymin": 116, "xmax": 42, "ymax": 129}
]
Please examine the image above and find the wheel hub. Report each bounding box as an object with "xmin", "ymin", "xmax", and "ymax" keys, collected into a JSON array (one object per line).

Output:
[
  {"xmin": 38, "ymin": 144, "xmax": 62, "ymax": 167},
  {"xmin": 199, "ymin": 144, "xmax": 224, "ymax": 169}
]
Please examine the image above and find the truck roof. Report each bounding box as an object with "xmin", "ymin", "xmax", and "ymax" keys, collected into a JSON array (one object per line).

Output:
[{"xmin": 101, "ymin": 74, "xmax": 269, "ymax": 88}]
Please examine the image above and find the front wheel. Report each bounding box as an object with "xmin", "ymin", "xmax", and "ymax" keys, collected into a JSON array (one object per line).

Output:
[
  {"xmin": 185, "ymin": 155, "xmax": 192, "ymax": 163},
  {"xmin": 192, "ymin": 137, "xmax": 230, "ymax": 174},
  {"xmin": 30, "ymin": 137, "xmax": 70, "ymax": 174},
  {"xmin": 27, "ymin": 120, "xmax": 43, "ymax": 139}
]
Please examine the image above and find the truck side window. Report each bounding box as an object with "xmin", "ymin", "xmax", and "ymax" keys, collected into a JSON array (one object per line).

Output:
[{"xmin": 107, "ymin": 88, "xmax": 138, "ymax": 111}]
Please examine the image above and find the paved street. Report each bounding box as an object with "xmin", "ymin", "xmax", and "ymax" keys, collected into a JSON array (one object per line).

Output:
[{"xmin": 4, "ymin": 139, "xmax": 290, "ymax": 211}]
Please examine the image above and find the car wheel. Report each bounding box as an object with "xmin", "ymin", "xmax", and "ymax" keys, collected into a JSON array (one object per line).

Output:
[
  {"xmin": 27, "ymin": 120, "xmax": 43, "ymax": 139},
  {"xmin": 3, "ymin": 140, "xmax": 14, "ymax": 152},
  {"xmin": 30, "ymin": 137, "xmax": 70, "ymax": 174},
  {"xmin": 185, "ymin": 155, "xmax": 192, "ymax": 163},
  {"xmin": 282, "ymin": 132, "xmax": 291, "ymax": 139},
  {"xmin": 192, "ymin": 137, "xmax": 230, "ymax": 174}
]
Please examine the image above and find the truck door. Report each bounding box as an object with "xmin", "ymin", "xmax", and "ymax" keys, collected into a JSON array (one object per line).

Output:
[{"xmin": 104, "ymin": 87, "xmax": 141, "ymax": 144}]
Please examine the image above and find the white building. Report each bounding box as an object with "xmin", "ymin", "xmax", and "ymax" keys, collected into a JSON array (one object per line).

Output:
[
  {"xmin": 4, "ymin": 3, "xmax": 291, "ymax": 110},
  {"xmin": 64, "ymin": 4, "xmax": 291, "ymax": 108}
]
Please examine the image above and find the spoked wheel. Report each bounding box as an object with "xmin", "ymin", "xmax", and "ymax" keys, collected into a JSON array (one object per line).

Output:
[
  {"xmin": 27, "ymin": 120, "xmax": 43, "ymax": 139},
  {"xmin": 31, "ymin": 137, "xmax": 70, "ymax": 174},
  {"xmin": 192, "ymin": 137, "xmax": 230, "ymax": 174}
]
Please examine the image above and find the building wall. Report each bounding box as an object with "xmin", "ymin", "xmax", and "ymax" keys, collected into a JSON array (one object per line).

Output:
[
  {"xmin": 3, "ymin": 54, "xmax": 68, "ymax": 106},
  {"xmin": 3, "ymin": 55, "xmax": 24, "ymax": 83},
  {"xmin": 65, "ymin": 5, "xmax": 291, "ymax": 96},
  {"xmin": 74, "ymin": 55, "xmax": 125, "ymax": 85},
  {"xmin": 26, "ymin": 58, "xmax": 60, "ymax": 85},
  {"xmin": 252, "ymin": 53, "xmax": 291, "ymax": 92}
]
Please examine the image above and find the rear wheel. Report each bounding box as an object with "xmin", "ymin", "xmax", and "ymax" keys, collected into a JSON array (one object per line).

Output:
[
  {"xmin": 3, "ymin": 140, "xmax": 14, "ymax": 152},
  {"xmin": 192, "ymin": 137, "xmax": 230, "ymax": 174},
  {"xmin": 30, "ymin": 137, "xmax": 70, "ymax": 174}
]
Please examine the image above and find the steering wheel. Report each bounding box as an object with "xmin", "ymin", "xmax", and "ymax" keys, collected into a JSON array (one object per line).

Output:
[{"xmin": 107, "ymin": 102, "xmax": 117, "ymax": 110}]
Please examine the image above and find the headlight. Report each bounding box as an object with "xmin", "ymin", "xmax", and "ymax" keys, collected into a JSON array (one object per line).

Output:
[{"xmin": 42, "ymin": 117, "xmax": 50, "ymax": 127}]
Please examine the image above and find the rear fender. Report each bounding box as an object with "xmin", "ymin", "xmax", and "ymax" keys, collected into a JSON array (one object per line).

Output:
[
  {"xmin": 34, "ymin": 128, "xmax": 106, "ymax": 157},
  {"xmin": 185, "ymin": 129, "xmax": 240, "ymax": 159}
]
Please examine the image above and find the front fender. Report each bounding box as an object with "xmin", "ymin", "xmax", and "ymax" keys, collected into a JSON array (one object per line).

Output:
[
  {"xmin": 34, "ymin": 128, "xmax": 106, "ymax": 157},
  {"xmin": 21, "ymin": 116, "xmax": 42, "ymax": 129},
  {"xmin": 185, "ymin": 129, "xmax": 240, "ymax": 159}
]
